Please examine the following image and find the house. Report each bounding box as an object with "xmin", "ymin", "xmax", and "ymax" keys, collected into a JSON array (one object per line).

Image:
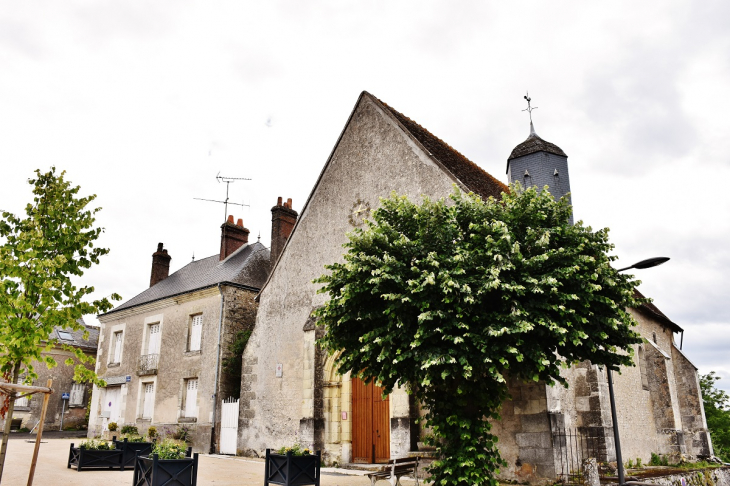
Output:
[
  {"xmin": 236, "ymin": 91, "xmax": 712, "ymax": 482},
  {"xmin": 87, "ymin": 212, "xmax": 284, "ymax": 452},
  {"xmin": 9, "ymin": 320, "xmax": 98, "ymax": 432}
]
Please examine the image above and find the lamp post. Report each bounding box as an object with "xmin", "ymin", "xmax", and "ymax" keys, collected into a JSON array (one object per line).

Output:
[{"xmin": 609, "ymin": 256, "xmax": 669, "ymax": 486}]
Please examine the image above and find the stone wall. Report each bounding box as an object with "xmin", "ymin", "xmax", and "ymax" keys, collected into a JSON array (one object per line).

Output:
[{"xmin": 13, "ymin": 346, "xmax": 96, "ymax": 431}]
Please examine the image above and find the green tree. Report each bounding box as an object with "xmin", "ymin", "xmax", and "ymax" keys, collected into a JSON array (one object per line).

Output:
[
  {"xmin": 700, "ymin": 372, "xmax": 730, "ymax": 461},
  {"xmin": 315, "ymin": 186, "xmax": 642, "ymax": 486},
  {"xmin": 0, "ymin": 168, "xmax": 120, "ymax": 479}
]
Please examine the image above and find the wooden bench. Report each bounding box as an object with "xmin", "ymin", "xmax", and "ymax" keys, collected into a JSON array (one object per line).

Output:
[{"xmin": 366, "ymin": 457, "xmax": 419, "ymax": 486}]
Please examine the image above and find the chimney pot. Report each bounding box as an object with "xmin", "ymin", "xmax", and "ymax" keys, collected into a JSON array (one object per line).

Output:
[
  {"xmin": 220, "ymin": 217, "xmax": 250, "ymax": 260},
  {"xmin": 237, "ymin": 218, "xmax": 243, "ymax": 227},
  {"xmin": 271, "ymin": 196, "xmax": 298, "ymax": 269},
  {"xmin": 277, "ymin": 196, "xmax": 283, "ymax": 206},
  {"xmin": 150, "ymin": 243, "xmax": 172, "ymax": 287}
]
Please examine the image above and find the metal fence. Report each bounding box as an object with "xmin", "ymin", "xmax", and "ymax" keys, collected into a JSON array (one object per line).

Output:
[
  {"xmin": 553, "ymin": 428, "xmax": 607, "ymax": 485},
  {"xmin": 137, "ymin": 354, "xmax": 159, "ymax": 375}
]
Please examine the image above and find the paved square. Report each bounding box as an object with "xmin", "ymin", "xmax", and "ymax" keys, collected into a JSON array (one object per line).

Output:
[{"xmin": 1, "ymin": 438, "xmax": 414, "ymax": 486}]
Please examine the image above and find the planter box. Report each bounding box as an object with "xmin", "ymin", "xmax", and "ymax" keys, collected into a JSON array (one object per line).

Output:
[
  {"xmin": 67, "ymin": 442, "xmax": 124, "ymax": 471},
  {"xmin": 133, "ymin": 450, "xmax": 198, "ymax": 486},
  {"xmin": 264, "ymin": 449, "xmax": 321, "ymax": 486},
  {"xmin": 113, "ymin": 437, "xmax": 155, "ymax": 469}
]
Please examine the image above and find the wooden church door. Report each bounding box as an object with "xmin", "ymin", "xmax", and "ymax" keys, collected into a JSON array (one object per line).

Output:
[{"xmin": 352, "ymin": 377, "xmax": 390, "ymax": 463}]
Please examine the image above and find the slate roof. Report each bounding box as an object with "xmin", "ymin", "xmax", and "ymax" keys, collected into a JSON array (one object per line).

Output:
[
  {"xmin": 104, "ymin": 241, "xmax": 270, "ymax": 316},
  {"xmin": 634, "ymin": 289, "xmax": 683, "ymax": 334},
  {"xmin": 51, "ymin": 318, "xmax": 99, "ymax": 351},
  {"xmin": 508, "ymin": 129, "xmax": 567, "ymax": 161},
  {"xmin": 375, "ymin": 96, "xmax": 508, "ymax": 200}
]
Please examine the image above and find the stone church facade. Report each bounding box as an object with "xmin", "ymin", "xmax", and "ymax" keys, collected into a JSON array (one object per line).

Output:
[{"xmin": 235, "ymin": 91, "xmax": 711, "ymax": 482}]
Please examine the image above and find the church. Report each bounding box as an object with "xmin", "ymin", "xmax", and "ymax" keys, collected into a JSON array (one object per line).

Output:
[{"xmin": 236, "ymin": 91, "xmax": 711, "ymax": 482}]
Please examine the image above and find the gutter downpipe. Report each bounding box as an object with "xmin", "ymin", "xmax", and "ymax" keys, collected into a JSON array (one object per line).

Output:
[{"xmin": 210, "ymin": 283, "xmax": 225, "ymax": 454}]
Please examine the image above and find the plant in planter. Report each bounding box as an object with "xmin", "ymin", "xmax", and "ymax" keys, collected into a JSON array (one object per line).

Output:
[
  {"xmin": 107, "ymin": 422, "xmax": 118, "ymax": 432},
  {"xmin": 121, "ymin": 425, "xmax": 139, "ymax": 435},
  {"xmin": 147, "ymin": 426, "xmax": 158, "ymax": 440},
  {"xmin": 133, "ymin": 439, "xmax": 198, "ymax": 486},
  {"xmin": 265, "ymin": 445, "xmax": 321, "ymax": 486},
  {"xmin": 114, "ymin": 436, "xmax": 154, "ymax": 469},
  {"xmin": 67, "ymin": 438, "xmax": 124, "ymax": 471}
]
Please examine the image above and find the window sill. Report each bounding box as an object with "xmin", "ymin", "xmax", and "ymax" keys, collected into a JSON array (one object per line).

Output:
[
  {"xmin": 69, "ymin": 404, "xmax": 85, "ymax": 408},
  {"xmin": 178, "ymin": 417, "xmax": 197, "ymax": 423},
  {"xmin": 107, "ymin": 362, "xmax": 121, "ymax": 368},
  {"xmin": 13, "ymin": 407, "xmax": 30, "ymax": 412},
  {"xmin": 137, "ymin": 418, "xmax": 152, "ymax": 423},
  {"xmin": 183, "ymin": 350, "xmax": 202, "ymax": 357}
]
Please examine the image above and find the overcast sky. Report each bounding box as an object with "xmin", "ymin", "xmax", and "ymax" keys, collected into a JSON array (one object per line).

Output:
[{"xmin": 1, "ymin": 2, "xmax": 728, "ymax": 391}]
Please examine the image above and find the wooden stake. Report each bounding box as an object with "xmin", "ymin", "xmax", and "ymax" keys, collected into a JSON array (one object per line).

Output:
[{"xmin": 26, "ymin": 379, "xmax": 52, "ymax": 486}]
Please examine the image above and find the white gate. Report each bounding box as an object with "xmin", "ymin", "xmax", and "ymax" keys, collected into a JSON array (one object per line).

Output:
[{"xmin": 220, "ymin": 397, "xmax": 239, "ymax": 455}]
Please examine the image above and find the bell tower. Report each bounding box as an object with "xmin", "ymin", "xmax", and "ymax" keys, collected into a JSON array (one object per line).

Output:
[{"xmin": 506, "ymin": 93, "xmax": 573, "ymax": 223}]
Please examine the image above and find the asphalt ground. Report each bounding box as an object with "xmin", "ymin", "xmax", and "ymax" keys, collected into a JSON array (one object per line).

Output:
[{"xmin": 1, "ymin": 438, "xmax": 419, "ymax": 486}]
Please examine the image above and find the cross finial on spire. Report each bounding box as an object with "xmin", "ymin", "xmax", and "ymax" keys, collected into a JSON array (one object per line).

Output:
[{"xmin": 522, "ymin": 91, "xmax": 538, "ymax": 136}]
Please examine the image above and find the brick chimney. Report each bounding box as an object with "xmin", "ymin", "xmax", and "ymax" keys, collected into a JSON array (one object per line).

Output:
[
  {"xmin": 271, "ymin": 197, "xmax": 298, "ymax": 266},
  {"xmin": 220, "ymin": 214, "xmax": 250, "ymax": 260},
  {"xmin": 150, "ymin": 243, "xmax": 171, "ymax": 287}
]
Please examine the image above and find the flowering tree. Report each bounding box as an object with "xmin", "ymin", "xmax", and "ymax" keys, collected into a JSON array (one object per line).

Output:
[
  {"xmin": 0, "ymin": 168, "xmax": 120, "ymax": 479},
  {"xmin": 315, "ymin": 186, "xmax": 642, "ymax": 486}
]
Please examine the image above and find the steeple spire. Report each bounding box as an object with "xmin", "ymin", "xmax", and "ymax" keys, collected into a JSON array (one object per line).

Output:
[{"xmin": 523, "ymin": 91, "xmax": 538, "ymax": 136}]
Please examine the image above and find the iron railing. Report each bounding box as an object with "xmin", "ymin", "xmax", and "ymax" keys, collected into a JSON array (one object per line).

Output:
[
  {"xmin": 554, "ymin": 428, "xmax": 608, "ymax": 485},
  {"xmin": 137, "ymin": 354, "xmax": 159, "ymax": 375}
]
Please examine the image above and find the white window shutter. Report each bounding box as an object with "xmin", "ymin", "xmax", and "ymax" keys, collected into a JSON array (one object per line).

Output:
[
  {"xmin": 113, "ymin": 332, "xmax": 123, "ymax": 363},
  {"xmin": 185, "ymin": 379, "xmax": 198, "ymax": 418},
  {"xmin": 70, "ymin": 383, "xmax": 85, "ymax": 406},
  {"xmin": 190, "ymin": 316, "xmax": 202, "ymax": 351},
  {"xmin": 15, "ymin": 394, "xmax": 29, "ymax": 408},
  {"xmin": 143, "ymin": 383, "xmax": 154, "ymax": 419},
  {"xmin": 148, "ymin": 324, "xmax": 161, "ymax": 354}
]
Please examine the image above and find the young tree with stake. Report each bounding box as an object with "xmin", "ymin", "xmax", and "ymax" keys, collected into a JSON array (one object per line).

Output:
[{"xmin": 0, "ymin": 168, "xmax": 120, "ymax": 480}]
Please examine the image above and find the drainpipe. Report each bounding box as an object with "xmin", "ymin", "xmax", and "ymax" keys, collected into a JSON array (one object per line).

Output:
[{"xmin": 210, "ymin": 283, "xmax": 225, "ymax": 454}]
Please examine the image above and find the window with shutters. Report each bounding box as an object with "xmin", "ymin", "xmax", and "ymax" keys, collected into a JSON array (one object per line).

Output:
[
  {"xmin": 110, "ymin": 331, "xmax": 123, "ymax": 364},
  {"xmin": 182, "ymin": 378, "xmax": 198, "ymax": 419},
  {"xmin": 188, "ymin": 315, "xmax": 202, "ymax": 352},
  {"xmin": 70, "ymin": 383, "xmax": 85, "ymax": 406},
  {"xmin": 147, "ymin": 323, "xmax": 161, "ymax": 355},
  {"xmin": 15, "ymin": 394, "xmax": 30, "ymax": 408},
  {"xmin": 142, "ymin": 382, "xmax": 155, "ymax": 419}
]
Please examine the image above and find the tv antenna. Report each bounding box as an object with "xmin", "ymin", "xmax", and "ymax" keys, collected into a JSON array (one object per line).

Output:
[{"xmin": 194, "ymin": 172, "xmax": 252, "ymax": 223}]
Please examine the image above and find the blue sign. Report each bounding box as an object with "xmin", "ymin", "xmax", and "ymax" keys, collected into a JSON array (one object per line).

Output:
[
  {"xmin": 126, "ymin": 375, "xmax": 131, "ymax": 383},
  {"xmin": 61, "ymin": 392, "xmax": 70, "ymax": 400}
]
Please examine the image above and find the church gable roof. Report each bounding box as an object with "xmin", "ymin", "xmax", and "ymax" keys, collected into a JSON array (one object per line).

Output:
[
  {"xmin": 374, "ymin": 96, "xmax": 507, "ymax": 200},
  {"xmin": 105, "ymin": 241, "xmax": 269, "ymax": 316}
]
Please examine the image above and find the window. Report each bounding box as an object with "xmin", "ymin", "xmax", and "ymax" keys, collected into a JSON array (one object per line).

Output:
[
  {"xmin": 652, "ymin": 332, "xmax": 657, "ymax": 344},
  {"xmin": 15, "ymin": 394, "xmax": 29, "ymax": 408},
  {"xmin": 142, "ymin": 383, "xmax": 155, "ymax": 419},
  {"xmin": 57, "ymin": 330, "xmax": 74, "ymax": 341},
  {"xmin": 183, "ymin": 379, "xmax": 198, "ymax": 419},
  {"xmin": 110, "ymin": 331, "xmax": 123, "ymax": 364},
  {"xmin": 638, "ymin": 345, "xmax": 649, "ymax": 391},
  {"xmin": 147, "ymin": 323, "xmax": 161, "ymax": 355},
  {"xmin": 188, "ymin": 315, "xmax": 202, "ymax": 352},
  {"xmin": 70, "ymin": 383, "xmax": 85, "ymax": 406}
]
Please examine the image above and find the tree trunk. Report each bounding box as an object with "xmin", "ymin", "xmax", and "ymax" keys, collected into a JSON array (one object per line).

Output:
[{"xmin": 0, "ymin": 362, "xmax": 21, "ymax": 482}]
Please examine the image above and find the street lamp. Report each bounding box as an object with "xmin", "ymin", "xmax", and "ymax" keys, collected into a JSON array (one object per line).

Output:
[{"xmin": 609, "ymin": 256, "xmax": 669, "ymax": 486}]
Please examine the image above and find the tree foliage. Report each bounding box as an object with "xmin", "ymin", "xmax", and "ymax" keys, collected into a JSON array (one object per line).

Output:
[
  {"xmin": 315, "ymin": 186, "xmax": 642, "ymax": 486},
  {"xmin": 0, "ymin": 168, "xmax": 120, "ymax": 387},
  {"xmin": 700, "ymin": 372, "xmax": 730, "ymax": 462}
]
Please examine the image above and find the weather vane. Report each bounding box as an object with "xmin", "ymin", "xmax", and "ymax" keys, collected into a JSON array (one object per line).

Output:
[{"xmin": 522, "ymin": 91, "xmax": 538, "ymax": 123}]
